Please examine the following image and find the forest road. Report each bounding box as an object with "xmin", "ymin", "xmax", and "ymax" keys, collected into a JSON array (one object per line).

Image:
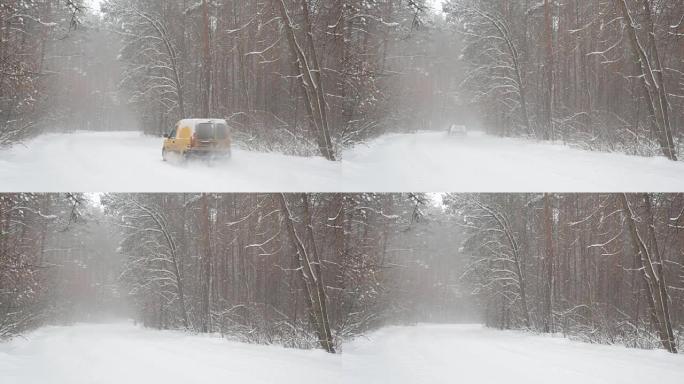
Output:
[{"xmin": 1, "ymin": 130, "xmax": 683, "ymax": 192}]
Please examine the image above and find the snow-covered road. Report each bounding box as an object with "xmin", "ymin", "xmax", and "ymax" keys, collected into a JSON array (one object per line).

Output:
[
  {"xmin": 0, "ymin": 322, "xmax": 338, "ymax": 384},
  {"xmin": 344, "ymin": 325, "xmax": 684, "ymax": 383},
  {"xmin": 0, "ymin": 131, "xmax": 683, "ymax": 192},
  {"xmin": 1, "ymin": 323, "xmax": 682, "ymax": 384},
  {"xmin": 0, "ymin": 131, "xmax": 340, "ymax": 192}
]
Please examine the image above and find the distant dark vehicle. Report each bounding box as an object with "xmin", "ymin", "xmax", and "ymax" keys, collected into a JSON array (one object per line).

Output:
[{"xmin": 448, "ymin": 124, "xmax": 468, "ymax": 137}]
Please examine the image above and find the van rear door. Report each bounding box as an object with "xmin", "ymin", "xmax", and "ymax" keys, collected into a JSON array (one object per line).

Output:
[
  {"xmin": 195, "ymin": 123, "xmax": 217, "ymax": 147},
  {"xmin": 215, "ymin": 123, "xmax": 229, "ymax": 140}
]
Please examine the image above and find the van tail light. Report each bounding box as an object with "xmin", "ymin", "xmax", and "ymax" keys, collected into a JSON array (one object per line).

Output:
[{"xmin": 191, "ymin": 132, "xmax": 197, "ymax": 147}]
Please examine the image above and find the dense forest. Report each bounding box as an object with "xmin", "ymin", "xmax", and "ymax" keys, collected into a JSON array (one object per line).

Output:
[
  {"xmin": 2, "ymin": 1, "xmax": 683, "ymax": 381},
  {"xmin": 446, "ymin": 0, "xmax": 684, "ymax": 159},
  {"xmin": 1, "ymin": 193, "xmax": 682, "ymax": 353},
  {"xmin": 1, "ymin": 1, "xmax": 681, "ymax": 159},
  {"xmin": 448, "ymin": 193, "xmax": 684, "ymax": 352}
]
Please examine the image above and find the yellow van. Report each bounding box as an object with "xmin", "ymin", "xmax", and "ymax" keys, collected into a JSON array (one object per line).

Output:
[{"xmin": 162, "ymin": 119, "xmax": 232, "ymax": 161}]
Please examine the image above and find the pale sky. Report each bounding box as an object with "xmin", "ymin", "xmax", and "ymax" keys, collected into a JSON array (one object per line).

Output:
[
  {"xmin": 87, "ymin": 0, "xmax": 103, "ymax": 14},
  {"xmin": 428, "ymin": 0, "xmax": 447, "ymax": 14}
]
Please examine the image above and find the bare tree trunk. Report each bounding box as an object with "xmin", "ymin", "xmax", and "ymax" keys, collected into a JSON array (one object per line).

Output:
[
  {"xmin": 641, "ymin": 194, "xmax": 677, "ymax": 352},
  {"xmin": 201, "ymin": 0, "xmax": 212, "ymax": 117},
  {"xmin": 614, "ymin": 0, "xmax": 677, "ymax": 160},
  {"xmin": 199, "ymin": 193, "xmax": 213, "ymax": 332},
  {"xmin": 301, "ymin": 194, "xmax": 335, "ymax": 350},
  {"xmin": 639, "ymin": 0, "xmax": 676, "ymax": 158},
  {"xmin": 132, "ymin": 199, "xmax": 189, "ymax": 329},
  {"xmin": 543, "ymin": 0, "xmax": 554, "ymax": 140},
  {"xmin": 475, "ymin": 200, "xmax": 531, "ymax": 328},
  {"xmin": 274, "ymin": 0, "xmax": 336, "ymax": 161},
  {"xmin": 543, "ymin": 193, "xmax": 555, "ymax": 332},
  {"xmin": 619, "ymin": 194, "xmax": 677, "ymax": 353},
  {"xmin": 298, "ymin": 0, "xmax": 333, "ymax": 149},
  {"xmin": 277, "ymin": 193, "xmax": 335, "ymax": 353},
  {"xmin": 473, "ymin": 8, "xmax": 533, "ymax": 137},
  {"xmin": 134, "ymin": 9, "xmax": 186, "ymax": 119}
]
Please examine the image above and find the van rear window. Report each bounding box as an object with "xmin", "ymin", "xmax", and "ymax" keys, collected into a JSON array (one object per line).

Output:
[
  {"xmin": 215, "ymin": 124, "xmax": 229, "ymax": 139},
  {"xmin": 196, "ymin": 123, "xmax": 214, "ymax": 140},
  {"xmin": 195, "ymin": 123, "xmax": 229, "ymax": 140}
]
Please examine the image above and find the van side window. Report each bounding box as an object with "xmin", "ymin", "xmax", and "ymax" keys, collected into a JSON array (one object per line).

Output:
[
  {"xmin": 178, "ymin": 127, "xmax": 192, "ymax": 139},
  {"xmin": 169, "ymin": 126, "xmax": 178, "ymax": 139}
]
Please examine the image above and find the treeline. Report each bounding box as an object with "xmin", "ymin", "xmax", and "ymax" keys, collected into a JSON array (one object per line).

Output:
[
  {"xmin": 0, "ymin": 192, "xmax": 461, "ymax": 347},
  {"xmin": 3, "ymin": 193, "xmax": 682, "ymax": 354},
  {"xmin": 102, "ymin": 0, "xmax": 456, "ymax": 156},
  {"xmin": 3, "ymin": 1, "xmax": 682, "ymax": 161},
  {"xmin": 0, "ymin": 1, "xmax": 132, "ymax": 145},
  {"xmin": 447, "ymin": 193, "xmax": 684, "ymax": 353},
  {"xmin": 0, "ymin": 193, "xmax": 122, "ymax": 338},
  {"xmin": 1, "ymin": 0, "xmax": 82, "ymax": 144},
  {"xmin": 445, "ymin": 0, "xmax": 684, "ymax": 159},
  {"xmin": 101, "ymin": 193, "xmax": 442, "ymax": 350}
]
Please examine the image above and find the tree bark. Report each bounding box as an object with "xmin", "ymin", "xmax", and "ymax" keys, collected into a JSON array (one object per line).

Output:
[
  {"xmin": 201, "ymin": 0, "xmax": 212, "ymax": 117},
  {"xmin": 619, "ymin": 194, "xmax": 677, "ymax": 353},
  {"xmin": 543, "ymin": 193, "xmax": 555, "ymax": 332},
  {"xmin": 199, "ymin": 193, "xmax": 213, "ymax": 333},
  {"xmin": 134, "ymin": 9, "xmax": 186, "ymax": 119},
  {"xmin": 543, "ymin": 0, "xmax": 554, "ymax": 140},
  {"xmin": 614, "ymin": 0, "xmax": 677, "ymax": 160},
  {"xmin": 473, "ymin": 8, "xmax": 533, "ymax": 137},
  {"xmin": 277, "ymin": 193, "xmax": 336, "ymax": 353},
  {"xmin": 274, "ymin": 0, "xmax": 336, "ymax": 161},
  {"xmin": 476, "ymin": 200, "xmax": 531, "ymax": 328},
  {"xmin": 132, "ymin": 199, "xmax": 189, "ymax": 329}
]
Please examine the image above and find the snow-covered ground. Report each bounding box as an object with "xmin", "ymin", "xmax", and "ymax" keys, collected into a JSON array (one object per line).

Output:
[
  {"xmin": 0, "ymin": 322, "xmax": 338, "ymax": 384},
  {"xmin": 0, "ymin": 131, "xmax": 340, "ymax": 192},
  {"xmin": 345, "ymin": 325, "xmax": 684, "ymax": 383},
  {"xmin": 1, "ymin": 322, "xmax": 682, "ymax": 384},
  {"xmin": 0, "ymin": 130, "xmax": 683, "ymax": 192}
]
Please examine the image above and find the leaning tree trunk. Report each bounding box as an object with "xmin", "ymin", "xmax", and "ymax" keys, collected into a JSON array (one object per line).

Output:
[
  {"xmin": 134, "ymin": 9, "xmax": 186, "ymax": 120},
  {"xmin": 301, "ymin": 194, "xmax": 335, "ymax": 350},
  {"xmin": 641, "ymin": 194, "xmax": 677, "ymax": 352},
  {"xmin": 199, "ymin": 194, "xmax": 213, "ymax": 333},
  {"xmin": 274, "ymin": 0, "xmax": 336, "ymax": 161},
  {"xmin": 200, "ymin": 0, "xmax": 213, "ymax": 118},
  {"xmin": 543, "ymin": 0, "xmax": 555, "ymax": 140},
  {"xmin": 133, "ymin": 199, "xmax": 189, "ymax": 329},
  {"xmin": 614, "ymin": 0, "xmax": 677, "ymax": 161},
  {"xmin": 476, "ymin": 200, "xmax": 531, "ymax": 328},
  {"xmin": 542, "ymin": 193, "xmax": 555, "ymax": 333},
  {"xmin": 277, "ymin": 194, "xmax": 336, "ymax": 353},
  {"xmin": 619, "ymin": 194, "xmax": 677, "ymax": 353},
  {"xmin": 639, "ymin": 0, "xmax": 677, "ymax": 160},
  {"xmin": 474, "ymin": 8, "xmax": 533, "ymax": 137},
  {"xmin": 298, "ymin": 0, "xmax": 334, "ymax": 153}
]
